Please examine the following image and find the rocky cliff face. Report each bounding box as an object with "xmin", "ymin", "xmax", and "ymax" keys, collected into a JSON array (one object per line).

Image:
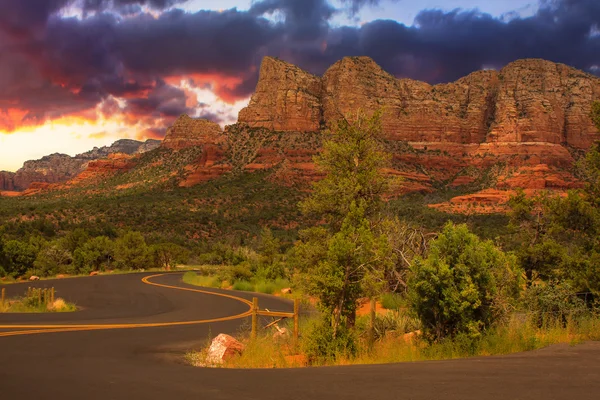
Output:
[
  {"xmin": 66, "ymin": 154, "xmax": 137, "ymax": 187},
  {"xmin": 80, "ymin": 139, "xmax": 160, "ymax": 160},
  {"xmin": 240, "ymin": 56, "xmax": 600, "ymax": 148},
  {"xmin": 238, "ymin": 57, "xmax": 323, "ymax": 132},
  {"xmin": 0, "ymin": 139, "xmax": 161, "ymax": 191},
  {"xmin": 161, "ymin": 115, "xmax": 223, "ymax": 150},
  {"xmin": 0, "ymin": 171, "xmax": 16, "ymax": 191},
  {"xmin": 237, "ymin": 56, "xmax": 600, "ymax": 192}
]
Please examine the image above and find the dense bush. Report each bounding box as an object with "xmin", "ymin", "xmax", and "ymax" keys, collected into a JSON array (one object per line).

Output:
[
  {"xmin": 522, "ymin": 282, "xmax": 589, "ymax": 327},
  {"xmin": 302, "ymin": 317, "xmax": 357, "ymax": 364},
  {"xmin": 409, "ymin": 223, "xmax": 521, "ymax": 342}
]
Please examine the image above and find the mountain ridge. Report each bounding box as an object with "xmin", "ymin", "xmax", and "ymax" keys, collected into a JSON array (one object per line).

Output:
[
  {"xmin": 3, "ymin": 55, "xmax": 600, "ymax": 203},
  {"xmin": 0, "ymin": 139, "xmax": 161, "ymax": 191}
]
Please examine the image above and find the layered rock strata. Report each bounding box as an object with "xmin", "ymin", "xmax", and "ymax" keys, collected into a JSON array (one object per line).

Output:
[
  {"xmin": 161, "ymin": 115, "xmax": 223, "ymax": 150},
  {"xmin": 237, "ymin": 56, "xmax": 600, "ymax": 193}
]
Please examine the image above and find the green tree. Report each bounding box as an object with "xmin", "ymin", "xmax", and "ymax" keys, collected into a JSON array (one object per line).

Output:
[
  {"xmin": 507, "ymin": 190, "xmax": 561, "ymax": 286},
  {"xmin": 296, "ymin": 112, "xmax": 394, "ymax": 336},
  {"xmin": 64, "ymin": 228, "xmax": 90, "ymax": 253},
  {"xmin": 114, "ymin": 232, "xmax": 150, "ymax": 270},
  {"xmin": 259, "ymin": 227, "xmax": 281, "ymax": 266},
  {"xmin": 307, "ymin": 203, "xmax": 392, "ymax": 334},
  {"xmin": 0, "ymin": 232, "xmax": 7, "ymax": 277},
  {"xmin": 257, "ymin": 227, "xmax": 286, "ymax": 280},
  {"xmin": 34, "ymin": 240, "xmax": 73, "ymax": 276},
  {"xmin": 3, "ymin": 240, "xmax": 37, "ymax": 277},
  {"xmin": 590, "ymin": 100, "xmax": 600, "ymax": 132},
  {"xmin": 516, "ymin": 239, "xmax": 565, "ymax": 284},
  {"xmin": 576, "ymin": 141, "xmax": 600, "ymax": 208},
  {"xmin": 73, "ymin": 236, "xmax": 115, "ymax": 273},
  {"xmin": 150, "ymin": 243, "xmax": 189, "ymax": 270},
  {"xmin": 409, "ymin": 223, "xmax": 521, "ymax": 341},
  {"xmin": 300, "ymin": 111, "xmax": 390, "ymax": 228}
]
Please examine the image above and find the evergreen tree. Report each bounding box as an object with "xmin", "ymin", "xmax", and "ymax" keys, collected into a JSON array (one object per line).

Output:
[
  {"xmin": 409, "ymin": 223, "xmax": 521, "ymax": 341},
  {"xmin": 296, "ymin": 112, "xmax": 394, "ymax": 335}
]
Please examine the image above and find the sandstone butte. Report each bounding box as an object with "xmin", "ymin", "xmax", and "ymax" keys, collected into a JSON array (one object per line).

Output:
[
  {"xmin": 4, "ymin": 56, "xmax": 600, "ymax": 212},
  {"xmin": 169, "ymin": 56, "xmax": 600, "ymax": 207}
]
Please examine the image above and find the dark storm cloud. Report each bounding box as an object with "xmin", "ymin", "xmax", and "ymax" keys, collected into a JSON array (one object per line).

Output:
[
  {"xmin": 81, "ymin": 0, "xmax": 186, "ymax": 10},
  {"xmin": 0, "ymin": 0, "xmax": 183, "ymax": 34},
  {"xmin": 0, "ymin": 0, "xmax": 69, "ymax": 34},
  {"xmin": 339, "ymin": 0, "xmax": 394, "ymax": 16},
  {"xmin": 348, "ymin": 0, "xmax": 600, "ymax": 83},
  {"xmin": 115, "ymin": 8, "xmax": 277, "ymax": 75},
  {"xmin": 1, "ymin": 0, "xmax": 600, "ymax": 133},
  {"xmin": 125, "ymin": 80, "xmax": 193, "ymax": 117},
  {"xmin": 197, "ymin": 110, "xmax": 225, "ymax": 124},
  {"xmin": 249, "ymin": 0, "xmax": 335, "ymax": 40}
]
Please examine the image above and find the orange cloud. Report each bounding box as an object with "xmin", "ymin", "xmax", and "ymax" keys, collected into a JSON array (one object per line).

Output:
[
  {"xmin": 0, "ymin": 108, "xmax": 29, "ymax": 133},
  {"xmin": 165, "ymin": 72, "xmax": 250, "ymax": 104},
  {"xmin": 136, "ymin": 127, "xmax": 166, "ymax": 141},
  {"xmin": 88, "ymin": 131, "xmax": 110, "ymax": 139}
]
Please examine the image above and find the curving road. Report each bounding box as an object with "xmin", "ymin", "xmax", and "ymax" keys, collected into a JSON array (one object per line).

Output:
[{"xmin": 0, "ymin": 273, "xmax": 599, "ymax": 400}]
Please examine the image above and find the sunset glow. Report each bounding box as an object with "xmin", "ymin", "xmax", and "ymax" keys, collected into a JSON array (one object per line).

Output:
[{"xmin": 1, "ymin": 0, "xmax": 599, "ymax": 171}]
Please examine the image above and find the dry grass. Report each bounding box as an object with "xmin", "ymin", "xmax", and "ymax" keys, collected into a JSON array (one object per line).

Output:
[
  {"xmin": 0, "ymin": 297, "xmax": 77, "ymax": 313},
  {"xmin": 187, "ymin": 313, "xmax": 600, "ymax": 369}
]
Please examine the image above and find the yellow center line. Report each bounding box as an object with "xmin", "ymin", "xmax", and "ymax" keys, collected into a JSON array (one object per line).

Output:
[{"xmin": 0, "ymin": 273, "xmax": 253, "ymax": 336}]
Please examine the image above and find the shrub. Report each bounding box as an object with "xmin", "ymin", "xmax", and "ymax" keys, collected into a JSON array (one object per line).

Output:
[
  {"xmin": 255, "ymin": 262, "xmax": 287, "ymax": 280},
  {"xmin": 355, "ymin": 312, "xmax": 421, "ymax": 341},
  {"xmin": 232, "ymin": 280, "xmax": 254, "ymax": 292},
  {"xmin": 302, "ymin": 317, "xmax": 357, "ymax": 364},
  {"xmin": 409, "ymin": 223, "xmax": 521, "ymax": 342},
  {"xmin": 254, "ymin": 280, "xmax": 276, "ymax": 294},
  {"xmin": 182, "ymin": 271, "xmax": 222, "ymax": 288},
  {"xmin": 229, "ymin": 262, "xmax": 253, "ymax": 282},
  {"xmin": 522, "ymin": 281, "xmax": 588, "ymax": 327},
  {"xmin": 380, "ymin": 292, "xmax": 404, "ymax": 310}
]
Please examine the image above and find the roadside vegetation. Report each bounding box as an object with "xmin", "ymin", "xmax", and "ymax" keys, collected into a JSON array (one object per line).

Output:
[
  {"xmin": 1, "ymin": 288, "xmax": 76, "ymax": 313},
  {"xmin": 4, "ymin": 105, "xmax": 600, "ymax": 365},
  {"xmin": 182, "ymin": 270, "xmax": 291, "ymax": 295},
  {"xmin": 185, "ymin": 109, "xmax": 600, "ymax": 368}
]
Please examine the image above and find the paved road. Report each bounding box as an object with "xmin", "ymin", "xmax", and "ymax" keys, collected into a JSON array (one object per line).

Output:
[{"xmin": 0, "ymin": 273, "xmax": 599, "ymax": 400}]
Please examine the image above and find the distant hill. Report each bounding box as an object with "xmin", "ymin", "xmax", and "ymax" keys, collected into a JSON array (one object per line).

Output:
[{"xmin": 0, "ymin": 139, "xmax": 161, "ymax": 191}]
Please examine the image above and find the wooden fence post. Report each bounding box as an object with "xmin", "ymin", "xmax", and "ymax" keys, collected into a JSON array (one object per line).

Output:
[
  {"xmin": 369, "ymin": 297, "xmax": 376, "ymax": 344},
  {"xmin": 251, "ymin": 297, "xmax": 258, "ymax": 340},
  {"xmin": 1, "ymin": 287, "xmax": 5, "ymax": 308},
  {"xmin": 27, "ymin": 287, "xmax": 31, "ymax": 299},
  {"xmin": 37, "ymin": 289, "xmax": 42, "ymax": 306},
  {"xmin": 293, "ymin": 298, "xmax": 299, "ymax": 343},
  {"xmin": 51, "ymin": 287, "xmax": 55, "ymax": 304}
]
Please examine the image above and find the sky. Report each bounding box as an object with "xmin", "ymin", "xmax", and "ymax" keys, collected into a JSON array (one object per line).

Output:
[{"xmin": 1, "ymin": 0, "xmax": 599, "ymax": 171}]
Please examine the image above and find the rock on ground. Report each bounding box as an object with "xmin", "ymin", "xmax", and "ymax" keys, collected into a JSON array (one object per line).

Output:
[{"xmin": 205, "ymin": 334, "xmax": 245, "ymax": 365}]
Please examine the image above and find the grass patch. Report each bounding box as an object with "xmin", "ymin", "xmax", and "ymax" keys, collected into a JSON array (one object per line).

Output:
[
  {"xmin": 232, "ymin": 280, "xmax": 254, "ymax": 292},
  {"xmin": 182, "ymin": 271, "xmax": 221, "ymax": 288},
  {"xmin": 254, "ymin": 278, "xmax": 290, "ymax": 295},
  {"xmin": 351, "ymin": 315, "xmax": 600, "ymax": 365},
  {"xmin": 0, "ymin": 297, "xmax": 77, "ymax": 313},
  {"xmin": 187, "ymin": 312, "xmax": 600, "ymax": 369},
  {"xmin": 183, "ymin": 269, "xmax": 291, "ymax": 295}
]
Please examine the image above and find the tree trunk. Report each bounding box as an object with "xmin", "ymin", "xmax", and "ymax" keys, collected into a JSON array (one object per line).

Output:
[
  {"xmin": 333, "ymin": 265, "xmax": 351, "ymax": 338},
  {"xmin": 347, "ymin": 308, "xmax": 356, "ymax": 329}
]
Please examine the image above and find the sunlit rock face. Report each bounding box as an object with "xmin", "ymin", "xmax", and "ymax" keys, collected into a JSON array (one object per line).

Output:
[
  {"xmin": 238, "ymin": 56, "xmax": 600, "ymax": 192},
  {"xmin": 161, "ymin": 115, "xmax": 224, "ymax": 150}
]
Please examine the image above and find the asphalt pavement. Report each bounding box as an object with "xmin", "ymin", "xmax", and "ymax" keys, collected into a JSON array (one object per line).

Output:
[{"xmin": 0, "ymin": 273, "xmax": 598, "ymax": 400}]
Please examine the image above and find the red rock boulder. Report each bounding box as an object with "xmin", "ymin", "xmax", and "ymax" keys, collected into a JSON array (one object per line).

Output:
[{"xmin": 205, "ymin": 334, "xmax": 245, "ymax": 365}]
